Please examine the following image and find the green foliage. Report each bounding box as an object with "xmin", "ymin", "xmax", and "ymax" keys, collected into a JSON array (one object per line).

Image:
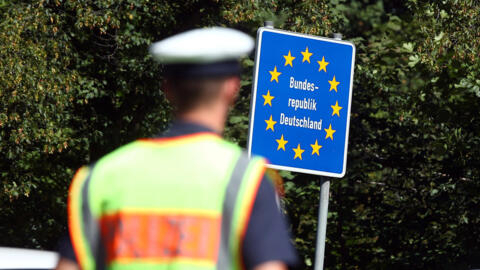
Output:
[
  {"xmin": 224, "ymin": 0, "xmax": 480, "ymax": 269},
  {"xmin": 0, "ymin": 0, "xmax": 479, "ymax": 269},
  {"xmin": 0, "ymin": 1, "xmax": 79, "ymax": 248},
  {"xmin": 283, "ymin": 1, "xmax": 480, "ymax": 269}
]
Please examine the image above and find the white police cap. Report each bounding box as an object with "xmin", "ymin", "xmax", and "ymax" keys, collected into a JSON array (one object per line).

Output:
[
  {"xmin": 150, "ymin": 27, "xmax": 254, "ymax": 64},
  {"xmin": 150, "ymin": 27, "xmax": 254, "ymax": 78}
]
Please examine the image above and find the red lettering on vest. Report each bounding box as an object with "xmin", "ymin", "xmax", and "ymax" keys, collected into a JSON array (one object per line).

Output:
[{"xmin": 100, "ymin": 212, "xmax": 221, "ymax": 264}]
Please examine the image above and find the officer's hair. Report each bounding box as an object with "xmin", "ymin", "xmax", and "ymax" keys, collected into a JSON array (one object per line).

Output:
[{"xmin": 167, "ymin": 77, "xmax": 226, "ymax": 113}]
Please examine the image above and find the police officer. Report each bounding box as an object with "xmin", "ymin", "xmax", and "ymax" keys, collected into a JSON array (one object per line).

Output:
[{"xmin": 57, "ymin": 27, "xmax": 299, "ymax": 270}]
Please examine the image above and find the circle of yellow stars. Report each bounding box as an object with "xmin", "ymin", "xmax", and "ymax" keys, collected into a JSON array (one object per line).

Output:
[{"xmin": 260, "ymin": 46, "xmax": 344, "ymax": 161}]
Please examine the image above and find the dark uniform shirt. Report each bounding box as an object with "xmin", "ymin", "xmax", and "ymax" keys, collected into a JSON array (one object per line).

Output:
[{"xmin": 59, "ymin": 121, "xmax": 299, "ymax": 269}]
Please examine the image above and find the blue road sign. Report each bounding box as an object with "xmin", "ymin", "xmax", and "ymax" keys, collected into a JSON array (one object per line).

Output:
[{"xmin": 247, "ymin": 28, "xmax": 355, "ymax": 177}]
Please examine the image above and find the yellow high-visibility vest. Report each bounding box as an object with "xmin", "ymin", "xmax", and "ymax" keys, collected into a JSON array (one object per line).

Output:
[{"xmin": 68, "ymin": 133, "xmax": 266, "ymax": 270}]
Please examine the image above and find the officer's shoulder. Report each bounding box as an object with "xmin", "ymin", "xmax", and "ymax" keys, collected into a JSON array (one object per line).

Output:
[
  {"xmin": 216, "ymin": 139, "xmax": 267, "ymax": 164},
  {"xmin": 90, "ymin": 141, "xmax": 144, "ymax": 169},
  {"xmin": 215, "ymin": 139, "xmax": 249, "ymax": 156}
]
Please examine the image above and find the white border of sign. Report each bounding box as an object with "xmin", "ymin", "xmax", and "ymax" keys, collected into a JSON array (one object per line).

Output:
[{"xmin": 247, "ymin": 27, "xmax": 356, "ymax": 178}]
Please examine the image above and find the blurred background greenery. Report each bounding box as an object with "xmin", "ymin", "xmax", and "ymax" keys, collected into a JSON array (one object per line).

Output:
[{"xmin": 1, "ymin": 0, "xmax": 479, "ymax": 269}]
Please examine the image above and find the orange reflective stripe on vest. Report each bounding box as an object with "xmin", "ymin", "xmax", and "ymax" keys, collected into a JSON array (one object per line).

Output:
[{"xmin": 100, "ymin": 211, "xmax": 221, "ymax": 264}]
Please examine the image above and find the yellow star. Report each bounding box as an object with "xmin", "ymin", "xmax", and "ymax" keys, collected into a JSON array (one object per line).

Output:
[
  {"xmin": 262, "ymin": 90, "xmax": 274, "ymax": 106},
  {"xmin": 331, "ymin": 101, "xmax": 343, "ymax": 117},
  {"xmin": 310, "ymin": 140, "xmax": 322, "ymax": 156},
  {"xmin": 269, "ymin": 66, "xmax": 281, "ymax": 83},
  {"xmin": 276, "ymin": 134, "xmax": 288, "ymax": 151},
  {"xmin": 328, "ymin": 76, "xmax": 340, "ymax": 92},
  {"xmin": 317, "ymin": 56, "xmax": 329, "ymax": 72},
  {"xmin": 265, "ymin": 115, "xmax": 277, "ymax": 131},
  {"xmin": 301, "ymin": 47, "xmax": 313, "ymax": 63},
  {"xmin": 292, "ymin": 144, "xmax": 305, "ymax": 160},
  {"xmin": 283, "ymin": 50, "xmax": 296, "ymax": 67},
  {"xmin": 324, "ymin": 124, "xmax": 336, "ymax": 140}
]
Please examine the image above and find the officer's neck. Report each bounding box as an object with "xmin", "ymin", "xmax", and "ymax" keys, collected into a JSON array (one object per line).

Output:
[{"xmin": 177, "ymin": 101, "xmax": 228, "ymax": 134}]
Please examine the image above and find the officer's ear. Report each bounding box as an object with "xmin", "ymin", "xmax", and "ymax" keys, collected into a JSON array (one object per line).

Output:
[
  {"xmin": 162, "ymin": 79, "xmax": 175, "ymax": 104},
  {"xmin": 221, "ymin": 76, "xmax": 241, "ymax": 106}
]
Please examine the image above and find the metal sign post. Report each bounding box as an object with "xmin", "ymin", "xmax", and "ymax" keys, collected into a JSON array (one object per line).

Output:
[
  {"xmin": 314, "ymin": 33, "xmax": 343, "ymax": 270},
  {"xmin": 314, "ymin": 178, "xmax": 330, "ymax": 270}
]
